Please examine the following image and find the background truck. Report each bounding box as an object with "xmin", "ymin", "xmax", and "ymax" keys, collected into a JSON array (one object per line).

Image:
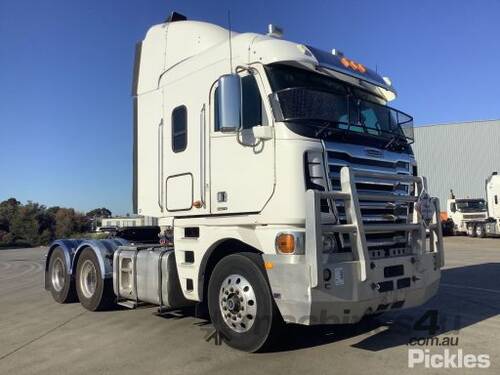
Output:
[
  {"xmin": 461, "ymin": 172, "xmax": 500, "ymax": 238},
  {"xmin": 44, "ymin": 12, "xmax": 444, "ymax": 352},
  {"xmin": 446, "ymin": 190, "xmax": 488, "ymax": 236}
]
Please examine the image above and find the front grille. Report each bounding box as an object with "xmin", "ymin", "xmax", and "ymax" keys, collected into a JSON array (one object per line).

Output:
[
  {"xmin": 325, "ymin": 143, "xmax": 412, "ymax": 258},
  {"xmin": 462, "ymin": 214, "xmax": 486, "ymax": 219}
]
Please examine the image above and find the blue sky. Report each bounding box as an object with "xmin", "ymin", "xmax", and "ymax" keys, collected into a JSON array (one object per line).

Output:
[{"xmin": 1, "ymin": 0, "xmax": 499, "ymax": 215}]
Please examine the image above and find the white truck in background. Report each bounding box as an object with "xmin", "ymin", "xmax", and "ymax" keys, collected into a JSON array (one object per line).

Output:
[
  {"xmin": 446, "ymin": 191, "xmax": 488, "ymax": 236},
  {"xmin": 457, "ymin": 172, "xmax": 500, "ymax": 238},
  {"xmin": 44, "ymin": 12, "xmax": 444, "ymax": 352}
]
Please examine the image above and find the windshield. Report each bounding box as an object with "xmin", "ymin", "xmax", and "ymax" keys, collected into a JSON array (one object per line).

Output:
[
  {"xmin": 456, "ymin": 200, "xmax": 487, "ymax": 212},
  {"xmin": 265, "ymin": 64, "xmax": 414, "ymax": 148}
]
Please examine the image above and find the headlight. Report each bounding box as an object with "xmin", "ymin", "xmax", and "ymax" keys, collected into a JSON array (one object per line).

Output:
[{"xmin": 322, "ymin": 233, "xmax": 338, "ymax": 253}]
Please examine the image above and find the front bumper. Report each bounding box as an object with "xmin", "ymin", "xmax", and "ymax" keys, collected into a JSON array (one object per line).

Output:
[
  {"xmin": 264, "ymin": 252, "xmax": 440, "ymax": 325},
  {"xmin": 264, "ymin": 167, "xmax": 444, "ymax": 325}
]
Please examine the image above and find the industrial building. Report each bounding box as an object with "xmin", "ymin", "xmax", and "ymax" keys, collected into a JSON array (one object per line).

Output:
[
  {"xmin": 100, "ymin": 215, "xmax": 158, "ymax": 228},
  {"xmin": 412, "ymin": 119, "xmax": 500, "ymax": 212}
]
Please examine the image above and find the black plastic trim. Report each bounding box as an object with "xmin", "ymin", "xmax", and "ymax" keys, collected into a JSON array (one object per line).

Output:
[{"xmin": 131, "ymin": 42, "xmax": 142, "ymax": 96}]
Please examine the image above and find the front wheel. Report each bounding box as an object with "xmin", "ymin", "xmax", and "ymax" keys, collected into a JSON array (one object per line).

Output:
[
  {"xmin": 207, "ymin": 253, "xmax": 282, "ymax": 352},
  {"xmin": 75, "ymin": 248, "xmax": 115, "ymax": 311}
]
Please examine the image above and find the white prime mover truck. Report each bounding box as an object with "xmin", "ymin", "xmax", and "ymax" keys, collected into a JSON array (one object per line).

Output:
[
  {"xmin": 452, "ymin": 173, "xmax": 500, "ymax": 238},
  {"xmin": 446, "ymin": 191, "xmax": 488, "ymax": 236},
  {"xmin": 45, "ymin": 12, "xmax": 444, "ymax": 352}
]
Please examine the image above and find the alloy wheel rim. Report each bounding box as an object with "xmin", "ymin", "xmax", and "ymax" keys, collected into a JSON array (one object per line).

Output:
[
  {"xmin": 80, "ymin": 260, "xmax": 97, "ymax": 299},
  {"xmin": 51, "ymin": 258, "xmax": 65, "ymax": 292},
  {"xmin": 219, "ymin": 274, "xmax": 257, "ymax": 333}
]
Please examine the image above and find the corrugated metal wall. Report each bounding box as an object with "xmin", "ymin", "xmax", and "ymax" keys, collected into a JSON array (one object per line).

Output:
[{"xmin": 412, "ymin": 120, "xmax": 500, "ymax": 211}]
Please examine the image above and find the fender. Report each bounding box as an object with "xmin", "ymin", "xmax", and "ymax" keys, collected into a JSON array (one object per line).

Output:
[
  {"xmin": 72, "ymin": 238, "xmax": 129, "ymax": 279},
  {"xmin": 44, "ymin": 238, "xmax": 129, "ymax": 289}
]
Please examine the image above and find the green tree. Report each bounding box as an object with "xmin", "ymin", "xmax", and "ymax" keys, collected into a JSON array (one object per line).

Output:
[
  {"xmin": 10, "ymin": 202, "xmax": 41, "ymax": 245},
  {"xmin": 55, "ymin": 208, "xmax": 90, "ymax": 238},
  {"xmin": 86, "ymin": 208, "xmax": 112, "ymax": 218},
  {"xmin": 0, "ymin": 198, "xmax": 20, "ymax": 233}
]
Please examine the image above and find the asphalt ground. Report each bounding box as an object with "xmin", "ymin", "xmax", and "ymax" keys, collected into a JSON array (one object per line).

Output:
[{"xmin": 1, "ymin": 236, "xmax": 499, "ymax": 374}]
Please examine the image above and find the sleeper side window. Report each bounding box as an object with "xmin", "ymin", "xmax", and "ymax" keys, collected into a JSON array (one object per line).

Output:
[{"xmin": 172, "ymin": 106, "xmax": 187, "ymax": 152}]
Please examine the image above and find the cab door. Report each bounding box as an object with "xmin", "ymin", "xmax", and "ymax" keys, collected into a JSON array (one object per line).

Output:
[{"xmin": 209, "ymin": 72, "xmax": 275, "ymax": 214}]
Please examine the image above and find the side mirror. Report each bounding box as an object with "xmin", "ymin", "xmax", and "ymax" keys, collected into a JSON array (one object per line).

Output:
[{"xmin": 217, "ymin": 74, "xmax": 241, "ymax": 132}]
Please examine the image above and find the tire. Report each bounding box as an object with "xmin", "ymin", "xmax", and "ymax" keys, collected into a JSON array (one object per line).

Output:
[
  {"xmin": 466, "ymin": 225, "xmax": 477, "ymax": 237},
  {"xmin": 475, "ymin": 224, "xmax": 486, "ymax": 238},
  {"xmin": 48, "ymin": 247, "xmax": 77, "ymax": 303},
  {"xmin": 207, "ymin": 252, "xmax": 283, "ymax": 352},
  {"xmin": 75, "ymin": 248, "xmax": 115, "ymax": 311}
]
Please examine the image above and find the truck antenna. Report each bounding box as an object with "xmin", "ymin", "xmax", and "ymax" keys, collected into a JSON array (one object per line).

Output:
[{"xmin": 227, "ymin": 10, "xmax": 233, "ymax": 73}]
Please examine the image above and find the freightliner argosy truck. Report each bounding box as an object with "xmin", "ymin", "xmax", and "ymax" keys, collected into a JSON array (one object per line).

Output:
[{"xmin": 44, "ymin": 12, "xmax": 444, "ymax": 352}]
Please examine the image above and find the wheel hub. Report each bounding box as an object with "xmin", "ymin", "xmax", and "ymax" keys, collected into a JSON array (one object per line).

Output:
[
  {"xmin": 79, "ymin": 259, "xmax": 97, "ymax": 299},
  {"xmin": 219, "ymin": 274, "xmax": 257, "ymax": 333},
  {"xmin": 51, "ymin": 258, "xmax": 65, "ymax": 292}
]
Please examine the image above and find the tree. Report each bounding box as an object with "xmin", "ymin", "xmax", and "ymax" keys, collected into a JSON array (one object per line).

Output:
[
  {"xmin": 86, "ymin": 208, "xmax": 112, "ymax": 218},
  {"xmin": 10, "ymin": 202, "xmax": 42, "ymax": 245},
  {"xmin": 55, "ymin": 208, "xmax": 90, "ymax": 238},
  {"xmin": 0, "ymin": 198, "xmax": 20, "ymax": 233},
  {"xmin": 0, "ymin": 198, "xmax": 91, "ymax": 247}
]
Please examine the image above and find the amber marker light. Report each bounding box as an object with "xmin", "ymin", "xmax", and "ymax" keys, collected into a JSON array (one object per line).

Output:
[{"xmin": 275, "ymin": 233, "xmax": 295, "ymax": 254}]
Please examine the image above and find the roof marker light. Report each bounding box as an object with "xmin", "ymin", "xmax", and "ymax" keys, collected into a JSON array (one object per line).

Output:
[
  {"xmin": 383, "ymin": 76, "xmax": 392, "ymax": 86},
  {"xmin": 267, "ymin": 24, "xmax": 284, "ymax": 38},
  {"xmin": 331, "ymin": 49, "xmax": 344, "ymax": 57}
]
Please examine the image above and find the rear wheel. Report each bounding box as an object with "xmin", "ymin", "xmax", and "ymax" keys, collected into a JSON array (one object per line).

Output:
[
  {"xmin": 466, "ymin": 225, "xmax": 476, "ymax": 237},
  {"xmin": 48, "ymin": 247, "xmax": 76, "ymax": 303},
  {"xmin": 475, "ymin": 224, "xmax": 486, "ymax": 238},
  {"xmin": 76, "ymin": 248, "xmax": 114, "ymax": 311},
  {"xmin": 207, "ymin": 252, "xmax": 282, "ymax": 352}
]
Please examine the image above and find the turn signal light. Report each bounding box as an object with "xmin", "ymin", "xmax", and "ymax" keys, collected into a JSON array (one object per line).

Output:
[{"xmin": 275, "ymin": 233, "xmax": 295, "ymax": 254}]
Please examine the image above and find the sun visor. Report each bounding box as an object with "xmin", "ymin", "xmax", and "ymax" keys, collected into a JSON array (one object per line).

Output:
[{"xmin": 306, "ymin": 45, "xmax": 397, "ymax": 101}]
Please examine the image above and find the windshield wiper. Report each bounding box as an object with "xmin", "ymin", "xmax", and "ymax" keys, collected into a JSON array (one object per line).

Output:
[
  {"xmin": 313, "ymin": 120, "xmax": 341, "ymax": 138},
  {"xmin": 383, "ymin": 134, "xmax": 405, "ymax": 150}
]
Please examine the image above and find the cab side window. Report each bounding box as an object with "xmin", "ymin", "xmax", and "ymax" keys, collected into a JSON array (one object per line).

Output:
[{"xmin": 241, "ymin": 75, "xmax": 262, "ymax": 129}]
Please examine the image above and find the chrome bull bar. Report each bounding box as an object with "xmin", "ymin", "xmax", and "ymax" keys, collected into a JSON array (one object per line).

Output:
[{"xmin": 305, "ymin": 166, "xmax": 444, "ymax": 288}]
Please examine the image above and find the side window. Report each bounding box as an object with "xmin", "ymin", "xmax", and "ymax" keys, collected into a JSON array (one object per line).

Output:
[
  {"xmin": 213, "ymin": 74, "xmax": 266, "ymax": 131},
  {"xmin": 214, "ymin": 86, "xmax": 220, "ymax": 131},
  {"xmin": 172, "ymin": 106, "xmax": 187, "ymax": 152},
  {"xmin": 241, "ymin": 75, "xmax": 262, "ymax": 129}
]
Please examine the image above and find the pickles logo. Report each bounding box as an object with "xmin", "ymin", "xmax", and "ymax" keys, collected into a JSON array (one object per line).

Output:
[{"xmin": 408, "ymin": 349, "xmax": 490, "ymax": 369}]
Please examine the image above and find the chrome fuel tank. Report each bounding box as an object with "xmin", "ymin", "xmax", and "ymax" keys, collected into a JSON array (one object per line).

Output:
[{"xmin": 113, "ymin": 246, "xmax": 191, "ymax": 308}]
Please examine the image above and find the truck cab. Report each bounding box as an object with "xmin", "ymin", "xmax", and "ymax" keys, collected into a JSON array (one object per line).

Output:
[{"xmin": 45, "ymin": 13, "xmax": 444, "ymax": 352}]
